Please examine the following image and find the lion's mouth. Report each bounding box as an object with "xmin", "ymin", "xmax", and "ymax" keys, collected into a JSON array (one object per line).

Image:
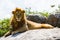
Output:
[
  {"xmin": 17, "ymin": 19, "xmax": 20, "ymax": 21},
  {"xmin": 16, "ymin": 18, "xmax": 21, "ymax": 21}
]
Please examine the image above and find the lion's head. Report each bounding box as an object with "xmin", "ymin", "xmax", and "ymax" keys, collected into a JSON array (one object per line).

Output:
[{"xmin": 12, "ymin": 8, "xmax": 25, "ymax": 21}]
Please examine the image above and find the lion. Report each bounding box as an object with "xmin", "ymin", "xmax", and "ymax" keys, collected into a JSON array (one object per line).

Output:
[{"xmin": 4, "ymin": 8, "xmax": 54, "ymax": 37}]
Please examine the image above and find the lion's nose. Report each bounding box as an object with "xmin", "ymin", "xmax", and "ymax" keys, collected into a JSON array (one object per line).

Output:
[
  {"xmin": 18, "ymin": 16, "xmax": 20, "ymax": 18},
  {"xmin": 17, "ymin": 15, "xmax": 20, "ymax": 18}
]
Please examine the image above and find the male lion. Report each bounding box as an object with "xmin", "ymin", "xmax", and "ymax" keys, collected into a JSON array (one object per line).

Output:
[{"xmin": 4, "ymin": 8, "xmax": 54, "ymax": 37}]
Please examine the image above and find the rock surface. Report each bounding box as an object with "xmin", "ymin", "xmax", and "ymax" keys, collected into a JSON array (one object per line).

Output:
[{"xmin": 0, "ymin": 28, "xmax": 60, "ymax": 40}]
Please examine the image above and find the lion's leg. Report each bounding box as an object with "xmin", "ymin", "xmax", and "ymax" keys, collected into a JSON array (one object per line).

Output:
[
  {"xmin": 41, "ymin": 24, "xmax": 54, "ymax": 29},
  {"xmin": 4, "ymin": 30, "xmax": 12, "ymax": 37}
]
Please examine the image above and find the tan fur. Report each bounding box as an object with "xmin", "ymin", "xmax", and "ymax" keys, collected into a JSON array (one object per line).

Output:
[{"xmin": 4, "ymin": 8, "xmax": 54, "ymax": 37}]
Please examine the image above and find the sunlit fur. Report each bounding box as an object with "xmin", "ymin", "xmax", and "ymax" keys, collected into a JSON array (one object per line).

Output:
[{"xmin": 4, "ymin": 8, "xmax": 54, "ymax": 37}]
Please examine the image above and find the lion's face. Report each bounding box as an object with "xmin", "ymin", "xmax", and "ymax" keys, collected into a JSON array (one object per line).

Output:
[{"xmin": 12, "ymin": 8, "xmax": 25, "ymax": 21}]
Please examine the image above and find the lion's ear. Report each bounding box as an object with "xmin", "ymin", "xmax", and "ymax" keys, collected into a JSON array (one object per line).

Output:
[
  {"xmin": 22, "ymin": 10, "xmax": 25, "ymax": 13},
  {"xmin": 12, "ymin": 11, "xmax": 15, "ymax": 14}
]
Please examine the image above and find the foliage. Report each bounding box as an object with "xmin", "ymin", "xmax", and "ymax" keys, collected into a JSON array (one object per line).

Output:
[
  {"xmin": 25, "ymin": 8, "xmax": 50, "ymax": 17},
  {"xmin": 39, "ymin": 12, "xmax": 50, "ymax": 17},
  {"xmin": 0, "ymin": 18, "xmax": 10, "ymax": 37}
]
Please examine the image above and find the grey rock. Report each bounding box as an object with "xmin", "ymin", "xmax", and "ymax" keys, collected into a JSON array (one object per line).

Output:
[
  {"xmin": 47, "ymin": 14, "xmax": 60, "ymax": 27},
  {"xmin": 0, "ymin": 28, "xmax": 60, "ymax": 40},
  {"xmin": 27, "ymin": 14, "xmax": 47, "ymax": 23}
]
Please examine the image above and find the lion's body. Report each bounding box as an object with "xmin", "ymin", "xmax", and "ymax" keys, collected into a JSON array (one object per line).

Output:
[
  {"xmin": 27, "ymin": 20, "xmax": 53, "ymax": 29},
  {"xmin": 4, "ymin": 8, "xmax": 54, "ymax": 37}
]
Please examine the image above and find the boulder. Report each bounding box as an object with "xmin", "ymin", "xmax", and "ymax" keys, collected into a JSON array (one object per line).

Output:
[
  {"xmin": 47, "ymin": 14, "xmax": 60, "ymax": 27},
  {"xmin": 27, "ymin": 14, "xmax": 47, "ymax": 23},
  {"xmin": 0, "ymin": 28, "xmax": 60, "ymax": 40}
]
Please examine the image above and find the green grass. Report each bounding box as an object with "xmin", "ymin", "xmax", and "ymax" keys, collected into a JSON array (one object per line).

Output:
[
  {"xmin": 39, "ymin": 12, "xmax": 50, "ymax": 17},
  {"xmin": 0, "ymin": 29, "xmax": 8, "ymax": 37},
  {"xmin": 0, "ymin": 18, "xmax": 10, "ymax": 37}
]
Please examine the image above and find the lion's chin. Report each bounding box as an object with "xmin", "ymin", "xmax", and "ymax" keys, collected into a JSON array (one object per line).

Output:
[
  {"xmin": 17, "ymin": 20, "xmax": 21, "ymax": 21},
  {"xmin": 16, "ymin": 18, "xmax": 21, "ymax": 21}
]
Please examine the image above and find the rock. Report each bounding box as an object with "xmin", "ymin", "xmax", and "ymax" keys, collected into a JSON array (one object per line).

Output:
[
  {"xmin": 47, "ymin": 14, "xmax": 60, "ymax": 27},
  {"xmin": 47, "ymin": 14, "xmax": 57, "ymax": 27},
  {"xmin": 27, "ymin": 14, "xmax": 47, "ymax": 23},
  {"xmin": 55, "ymin": 14, "xmax": 60, "ymax": 27},
  {"xmin": 0, "ymin": 28, "xmax": 60, "ymax": 40},
  {"xmin": 27, "ymin": 14, "xmax": 60, "ymax": 27}
]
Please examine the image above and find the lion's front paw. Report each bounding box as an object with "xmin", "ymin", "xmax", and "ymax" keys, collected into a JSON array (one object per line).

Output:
[{"xmin": 3, "ymin": 31, "xmax": 12, "ymax": 37}]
